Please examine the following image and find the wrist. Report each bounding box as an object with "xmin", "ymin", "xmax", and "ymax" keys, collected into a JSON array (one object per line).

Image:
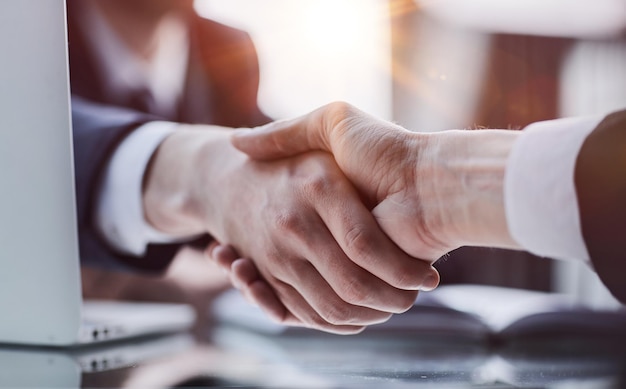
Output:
[
  {"xmin": 142, "ymin": 125, "xmax": 234, "ymax": 237},
  {"xmin": 417, "ymin": 129, "xmax": 522, "ymax": 251}
]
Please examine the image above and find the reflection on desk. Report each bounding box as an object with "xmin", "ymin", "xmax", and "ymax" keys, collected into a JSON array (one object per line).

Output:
[
  {"xmin": 203, "ymin": 284, "xmax": 626, "ymax": 387},
  {"xmin": 210, "ymin": 326, "xmax": 626, "ymax": 388},
  {"xmin": 0, "ymin": 333, "xmax": 193, "ymax": 388},
  {"xmin": 1, "ymin": 325, "xmax": 625, "ymax": 388}
]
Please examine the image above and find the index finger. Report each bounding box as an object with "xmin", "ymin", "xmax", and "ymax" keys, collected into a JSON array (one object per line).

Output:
[{"xmin": 312, "ymin": 172, "xmax": 440, "ymax": 292}]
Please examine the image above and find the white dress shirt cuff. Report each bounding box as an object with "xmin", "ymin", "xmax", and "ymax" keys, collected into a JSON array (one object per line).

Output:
[
  {"xmin": 504, "ymin": 116, "xmax": 603, "ymax": 263},
  {"xmin": 96, "ymin": 121, "xmax": 188, "ymax": 256}
]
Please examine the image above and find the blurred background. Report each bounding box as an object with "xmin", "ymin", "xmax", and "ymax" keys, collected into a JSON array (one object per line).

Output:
[
  {"xmin": 193, "ymin": 0, "xmax": 626, "ymax": 308},
  {"xmin": 194, "ymin": 0, "xmax": 393, "ymax": 120}
]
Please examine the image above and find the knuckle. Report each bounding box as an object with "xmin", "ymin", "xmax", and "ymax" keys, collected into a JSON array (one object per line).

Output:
[
  {"xmin": 273, "ymin": 211, "xmax": 304, "ymax": 234},
  {"xmin": 264, "ymin": 247, "xmax": 284, "ymax": 270},
  {"xmin": 344, "ymin": 225, "xmax": 374, "ymax": 259},
  {"xmin": 324, "ymin": 101, "xmax": 360, "ymax": 132},
  {"xmin": 379, "ymin": 257, "xmax": 430, "ymax": 290},
  {"xmin": 325, "ymin": 101, "xmax": 355, "ymax": 121},
  {"xmin": 302, "ymin": 173, "xmax": 333, "ymax": 198},
  {"xmin": 388, "ymin": 265, "xmax": 417, "ymax": 289},
  {"xmin": 306, "ymin": 312, "xmax": 334, "ymax": 329},
  {"xmin": 337, "ymin": 277, "xmax": 372, "ymax": 307},
  {"xmin": 321, "ymin": 304, "xmax": 354, "ymax": 326}
]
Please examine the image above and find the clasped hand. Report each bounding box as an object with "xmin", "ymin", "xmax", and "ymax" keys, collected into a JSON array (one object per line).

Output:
[
  {"xmin": 207, "ymin": 102, "xmax": 459, "ymax": 333},
  {"xmin": 145, "ymin": 117, "xmax": 441, "ymax": 334}
]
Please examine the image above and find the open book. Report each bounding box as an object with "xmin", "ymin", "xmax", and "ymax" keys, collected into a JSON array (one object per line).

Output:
[
  {"xmin": 211, "ymin": 284, "xmax": 626, "ymax": 388},
  {"xmin": 211, "ymin": 284, "xmax": 626, "ymax": 345}
]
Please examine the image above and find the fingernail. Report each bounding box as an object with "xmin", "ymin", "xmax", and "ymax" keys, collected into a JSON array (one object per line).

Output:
[{"xmin": 420, "ymin": 272, "xmax": 439, "ymax": 291}]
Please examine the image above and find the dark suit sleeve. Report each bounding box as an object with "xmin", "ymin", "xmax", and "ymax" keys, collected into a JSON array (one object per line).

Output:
[
  {"xmin": 68, "ymin": 12, "xmax": 262, "ymax": 273},
  {"xmin": 575, "ymin": 109, "xmax": 626, "ymax": 303},
  {"xmin": 72, "ymin": 97, "xmax": 198, "ymax": 273}
]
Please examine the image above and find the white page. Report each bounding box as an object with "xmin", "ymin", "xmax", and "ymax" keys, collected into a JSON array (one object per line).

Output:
[{"xmin": 425, "ymin": 284, "xmax": 578, "ymax": 332}]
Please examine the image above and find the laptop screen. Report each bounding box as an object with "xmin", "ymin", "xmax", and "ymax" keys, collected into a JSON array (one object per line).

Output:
[{"xmin": 0, "ymin": 0, "xmax": 82, "ymax": 345}]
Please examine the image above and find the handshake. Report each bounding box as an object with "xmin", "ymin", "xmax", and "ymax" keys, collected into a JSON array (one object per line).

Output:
[{"xmin": 205, "ymin": 102, "xmax": 522, "ymax": 334}]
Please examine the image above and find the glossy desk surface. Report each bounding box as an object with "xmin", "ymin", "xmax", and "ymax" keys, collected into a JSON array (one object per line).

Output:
[{"xmin": 1, "ymin": 325, "xmax": 625, "ymax": 389}]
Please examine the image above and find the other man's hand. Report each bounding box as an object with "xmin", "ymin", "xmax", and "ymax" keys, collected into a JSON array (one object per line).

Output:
[{"xmin": 144, "ymin": 127, "xmax": 439, "ymax": 334}]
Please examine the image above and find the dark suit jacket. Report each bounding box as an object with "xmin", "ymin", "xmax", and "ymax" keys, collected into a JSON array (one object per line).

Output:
[
  {"xmin": 576, "ymin": 109, "xmax": 626, "ymax": 303},
  {"xmin": 67, "ymin": 1, "xmax": 271, "ymax": 272}
]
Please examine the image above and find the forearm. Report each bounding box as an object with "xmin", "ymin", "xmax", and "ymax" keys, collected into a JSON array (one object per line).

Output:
[
  {"xmin": 414, "ymin": 129, "xmax": 522, "ymax": 251},
  {"xmin": 416, "ymin": 115, "xmax": 602, "ymax": 261}
]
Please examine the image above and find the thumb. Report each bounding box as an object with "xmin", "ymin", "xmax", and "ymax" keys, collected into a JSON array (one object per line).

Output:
[{"xmin": 231, "ymin": 115, "xmax": 328, "ymax": 160}]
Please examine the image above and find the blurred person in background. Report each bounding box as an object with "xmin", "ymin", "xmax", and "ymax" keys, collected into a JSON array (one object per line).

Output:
[
  {"xmin": 68, "ymin": 0, "xmax": 438, "ymax": 334},
  {"xmin": 68, "ymin": 0, "xmax": 269, "ymax": 327}
]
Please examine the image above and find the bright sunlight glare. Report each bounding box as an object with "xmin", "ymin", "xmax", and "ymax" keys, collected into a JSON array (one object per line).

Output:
[
  {"xmin": 194, "ymin": 0, "xmax": 392, "ymax": 120},
  {"xmin": 301, "ymin": 0, "xmax": 369, "ymax": 57}
]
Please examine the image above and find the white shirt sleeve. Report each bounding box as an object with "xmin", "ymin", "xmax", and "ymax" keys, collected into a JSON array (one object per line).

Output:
[
  {"xmin": 504, "ymin": 116, "xmax": 604, "ymax": 263},
  {"xmin": 95, "ymin": 121, "xmax": 195, "ymax": 257}
]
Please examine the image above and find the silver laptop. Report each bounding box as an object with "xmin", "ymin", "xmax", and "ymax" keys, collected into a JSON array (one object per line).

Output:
[
  {"xmin": 0, "ymin": 0, "xmax": 194, "ymax": 346},
  {"xmin": 0, "ymin": 333, "xmax": 194, "ymax": 387}
]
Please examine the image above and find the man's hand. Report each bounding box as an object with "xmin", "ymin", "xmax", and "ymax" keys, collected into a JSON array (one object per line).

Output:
[
  {"xmin": 232, "ymin": 102, "xmax": 451, "ymax": 261},
  {"xmin": 207, "ymin": 243, "xmax": 287, "ymax": 323},
  {"xmin": 223, "ymin": 103, "xmax": 523, "ymax": 325},
  {"xmin": 232, "ymin": 102, "xmax": 521, "ymax": 261},
  {"xmin": 143, "ymin": 126, "xmax": 439, "ymax": 334}
]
